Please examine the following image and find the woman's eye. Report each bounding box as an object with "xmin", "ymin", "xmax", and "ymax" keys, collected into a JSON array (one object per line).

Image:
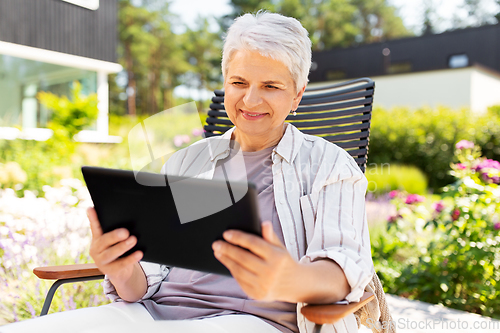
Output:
[
  {"xmin": 266, "ymin": 85, "xmax": 278, "ymax": 89},
  {"xmin": 232, "ymin": 81, "xmax": 244, "ymax": 85}
]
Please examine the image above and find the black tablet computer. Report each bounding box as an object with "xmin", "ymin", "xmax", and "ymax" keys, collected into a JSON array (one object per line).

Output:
[{"xmin": 82, "ymin": 166, "xmax": 261, "ymax": 276}]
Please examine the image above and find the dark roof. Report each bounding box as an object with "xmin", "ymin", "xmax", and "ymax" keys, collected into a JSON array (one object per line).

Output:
[
  {"xmin": 0, "ymin": 0, "xmax": 118, "ymax": 63},
  {"xmin": 309, "ymin": 23, "xmax": 500, "ymax": 82}
]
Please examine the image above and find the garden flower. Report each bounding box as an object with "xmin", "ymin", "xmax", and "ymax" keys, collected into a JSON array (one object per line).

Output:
[
  {"xmin": 455, "ymin": 163, "xmax": 467, "ymax": 170},
  {"xmin": 480, "ymin": 172, "xmax": 500, "ymax": 184},
  {"xmin": 192, "ymin": 128, "xmax": 204, "ymax": 136},
  {"xmin": 388, "ymin": 215, "xmax": 397, "ymax": 223},
  {"xmin": 433, "ymin": 201, "xmax": 445, "ymax": 213},
  {"xmin": 475, "ymin": 159, "xmax": 500, "ymax": 184},
  {"xmin": 451, "ymin": 209, "xmax": 460, "ymax": 221},
  {"xmin": 405, "ymin": 194, "xmax": 425, "ymax": 204},
  {"xmin": 389, "ymin": 190, "xmax": 399, "ymax": 199},
  {"xmin": 494, "ymin": 222, "xmax": 500, "ymax": 230},
  {"xmin": 475, "ymin": 159, "xmax": 500, "ymax": 171},
  {"xmin": 455, "ymin": 140, "xmax": 474, "ymax": 149},
  {"xmin": 173, "ymin": 134, "xmax": 191, "ymax": 147}
]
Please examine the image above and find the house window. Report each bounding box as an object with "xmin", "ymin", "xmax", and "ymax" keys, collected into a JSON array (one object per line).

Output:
[
  {"xmin": 387, "ymin": 62, "xmax": 412, "ymax": 74},
  {"xmin": 325, "ymin": 70, "xmax": 346, "ymax": 81},
  {"xmin": 448, "ymin": 54, "xmax": 469, "ymax": 68},
  {"xmin": 0, "ymin": 54, "xmax": 97, "ymax": 129}
]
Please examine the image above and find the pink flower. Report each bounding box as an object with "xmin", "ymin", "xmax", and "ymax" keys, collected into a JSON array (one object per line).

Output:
[
  {"xmin": 387, "ymin": 215, "xmax": 401, "ymax": 224},
  {"xmin": 405, "ymin": 194, "xmax": 425, "ymax": 204},
  {"xmin": 494, "ymin": 222, "xmax": 500, "ymax": 230},
  {"xmin": 173, "ymin": 135, "xmax": 190, "ymax": 147},
  {"xmin": 451, "ymin": 209, "xmax": 460, "ymax": 221},
  {"xmin": 192, "ymin": 128, "xmax": 204, "ymax": 136},
  {"xmin": 433, "ymin": 201, "xmax": 445, "ymax": 213},
  {"xmin": 455, "ymin": 163, "xmax": 467, "ymax": 170},
  {"xmin": 455, "ymin": 140, "xmax": 474, "ymax": 149},
  {"xmin": 389, "ymin": 190, "xmax": 399, "ymax": 199}
]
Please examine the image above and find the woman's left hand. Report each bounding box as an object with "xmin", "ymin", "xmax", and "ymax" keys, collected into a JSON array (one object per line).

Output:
[{"xmin": 212, "ymin": 221, "xmax": 300, "ymax": 303}]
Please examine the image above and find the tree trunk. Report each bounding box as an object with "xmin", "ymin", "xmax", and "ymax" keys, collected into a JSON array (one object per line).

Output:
[{"xmin": 124, "ymin": 42, "xmax": 136, "ymax": 116}]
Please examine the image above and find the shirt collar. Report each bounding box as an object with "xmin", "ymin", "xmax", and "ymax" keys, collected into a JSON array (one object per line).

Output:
[
  {"xmin": 273, "ymin": 123, "xmax": 303, "ymax": 164},
  {"xmin": 208, "ymin": 127, "xmax": 236, "ymax": 162},
  {"xmin": 208, "ymin": 124, "xmax": 304, "ymax": 164}
]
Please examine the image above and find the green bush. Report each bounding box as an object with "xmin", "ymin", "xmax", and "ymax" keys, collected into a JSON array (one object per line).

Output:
[
  {"xmin": 369, "ymin": 105, "xmax": 500, "ymax": 191},
  {"xmin": 0, "ymin": 83, "xmax": 100, "ymax": 195},
  {"xmin": 0, "ymin": 139, "xmax": 73, "ymax": 195},
  {"xmin": 372, "ymin": 141, "xmax": 500, "ymax": 318},
  {"xmin": 366, "ymin": 164, "xmax": 428, "ymax": 195}
]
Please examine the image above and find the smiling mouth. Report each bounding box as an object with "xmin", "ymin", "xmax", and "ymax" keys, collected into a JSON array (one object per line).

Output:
[{"xmin": 241, "ymin": 110, "xmax": 267, "ymax": 117}]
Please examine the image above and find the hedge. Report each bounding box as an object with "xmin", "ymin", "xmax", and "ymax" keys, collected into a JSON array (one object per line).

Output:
[{"xmin": 368, "ymin": 105, "xmax": 500, "ymax": 191}]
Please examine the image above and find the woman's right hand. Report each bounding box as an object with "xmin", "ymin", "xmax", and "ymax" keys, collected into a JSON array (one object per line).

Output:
[{"xmin": 88, "ymin": 207, "xmax": 147, "ymax": 302}]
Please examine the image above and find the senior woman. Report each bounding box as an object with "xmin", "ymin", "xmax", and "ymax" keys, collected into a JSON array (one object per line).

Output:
[{"xmin": 0, "ymin": 12, "xmax": 373, "ymax": 333}]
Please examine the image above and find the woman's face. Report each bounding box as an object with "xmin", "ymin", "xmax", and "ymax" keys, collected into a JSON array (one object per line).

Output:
[{"xmin": 223, "ymin": 50, "xmax": 305, "ymax": 145}]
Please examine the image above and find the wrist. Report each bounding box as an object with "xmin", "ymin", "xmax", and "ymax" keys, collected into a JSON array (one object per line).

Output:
[{"xmin": 112, "ymin": 263, "xmax": 147, "ymax": 302}]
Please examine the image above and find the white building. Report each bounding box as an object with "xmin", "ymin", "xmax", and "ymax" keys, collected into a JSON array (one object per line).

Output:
[
  {"xmin": 309, "ymin": 23, "xmax": 500, "ymax": 113},
  {"xmin": 0, "ymin": 0, "xmax": 122, "ymax": 142}
]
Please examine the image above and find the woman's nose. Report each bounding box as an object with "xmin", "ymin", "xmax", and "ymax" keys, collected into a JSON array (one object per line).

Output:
[{"xmin": 242, "ymin": 86, "xmax": 263, "ymax": 109}]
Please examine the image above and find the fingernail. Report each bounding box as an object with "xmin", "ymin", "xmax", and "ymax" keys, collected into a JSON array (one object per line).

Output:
[
  {"xmin": 223, "ymin": 231, "xmax": 233, "ymax": 240},
  {"xmin": 126, "ymin": 237, "xmax": 135, "ymax": 245},
  {"xmin": 213, "ymin": 242, "xmax": 221, "ymax": 251},
  {"xmin": 118, "ymin": 229, "xmax": 128, "ymax": 238}
]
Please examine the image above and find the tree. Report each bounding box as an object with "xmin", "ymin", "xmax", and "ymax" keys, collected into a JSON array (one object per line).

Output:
[
  {"xmin": 180, "ymin": 18, "xmax": 224, "ymax": 110},
  {"xmin": 114, "ymin": 0, "xmax": 223, "ymax": 116},
  {"xmin": 446, "ymin": 0, "xmax": 500, "ymax": 31},
  {"xmin": 118, "ymin": 0, "xmax": 155, "ymax": 115},
  {"xmin": 227, "ymin": 0, "xmax": 411, "ymax": 51},
  {"xmin": 496, "ymin": 0, "xmax": 500, "ymax": 22},
  {"xmin": 421, "ymin": 0, "xmax": 437, "ymax": 35}
]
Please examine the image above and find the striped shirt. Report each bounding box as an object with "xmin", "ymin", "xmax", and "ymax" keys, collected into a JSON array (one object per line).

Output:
[{"xmin": 104, "ymin": 123, "xmax": 374, "ymax": 333}]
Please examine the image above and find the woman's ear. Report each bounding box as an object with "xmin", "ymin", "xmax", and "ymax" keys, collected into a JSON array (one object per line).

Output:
[{"xmin": 292, "ymin": 85, "xmax": 307, "ymax": 110}]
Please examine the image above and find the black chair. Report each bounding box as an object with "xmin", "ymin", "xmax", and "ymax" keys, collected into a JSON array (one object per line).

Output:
[
  {"xmin": 204, "ymin": 77, "xmax": 374, "ymax": 172},
  {"xmin": 34, "ymin": 78, "xmax": 383, "ymax": 332}
]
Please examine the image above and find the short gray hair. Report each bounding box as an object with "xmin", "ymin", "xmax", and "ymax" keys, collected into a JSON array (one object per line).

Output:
[{"xmin": 222, "ymin": 12, "xmax": 312, "ymax": 93}]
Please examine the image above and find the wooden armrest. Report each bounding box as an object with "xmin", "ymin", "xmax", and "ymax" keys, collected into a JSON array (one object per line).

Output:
[
  {"xmin": 33, "ymin": 263, "xmax": 103, "ymax": 280},
  {"xmin": 301, "ymin": 292, "xmax": 375, "ymax": 324}
]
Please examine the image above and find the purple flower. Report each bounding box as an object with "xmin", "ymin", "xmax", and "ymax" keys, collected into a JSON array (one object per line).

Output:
[
  {"xmin": 475, "ymin": 159, "xmax": 500, "ymax": 184},
  {"xmin": 451, "ymin": 209, "xmax": 460, "ymax": 221},
  {"xmin": 494, "ymin": 222, "xmax": 500, "ymax": 230},
  {"xmin": 475, "ymin": 159, "xmax": 500, "ymax": 171},
  {"xmin": 455, "ymin": 140, "xmax": 474, "ymax": 149},
  {"xmin": 388, "ymin": 215, "xmax": 398, "ymax": 223},
  {"xmin": 192, "ymin": 128, "xmax": 204, "ymax": 136},
  {"xmin": 455, "ymin": 163, "xmax": 467, "ymax": 170},
  {"xmin": 405, "ymin": 194, "xmax": 425, "ymax": 204},
  {"xmin": 25, "ymin": 301, "xmax": 36, "ymax": 318},
  {"xmin": 433, "ymin": 201, "xmax": 445, "ymax": 213},
  {"xmin": 480, "ymin": 172, "xmax": 500, "ymax": 184}
]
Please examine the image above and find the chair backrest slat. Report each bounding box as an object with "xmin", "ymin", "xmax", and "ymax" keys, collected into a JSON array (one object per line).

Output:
[
  {"xmin": 296, "ymin": 98, "xmax": 373, "ymax": 113},
  {"xmin": 300, "ymin": 122, "xmax": 370, "ymax": 136},
  {"xmin": 288, "ymin": 113, "xmax": 371, "ymax": 128},
  {"xmin": 204, "ymin": 78, "xmax": 375, "ymax": 173}
]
